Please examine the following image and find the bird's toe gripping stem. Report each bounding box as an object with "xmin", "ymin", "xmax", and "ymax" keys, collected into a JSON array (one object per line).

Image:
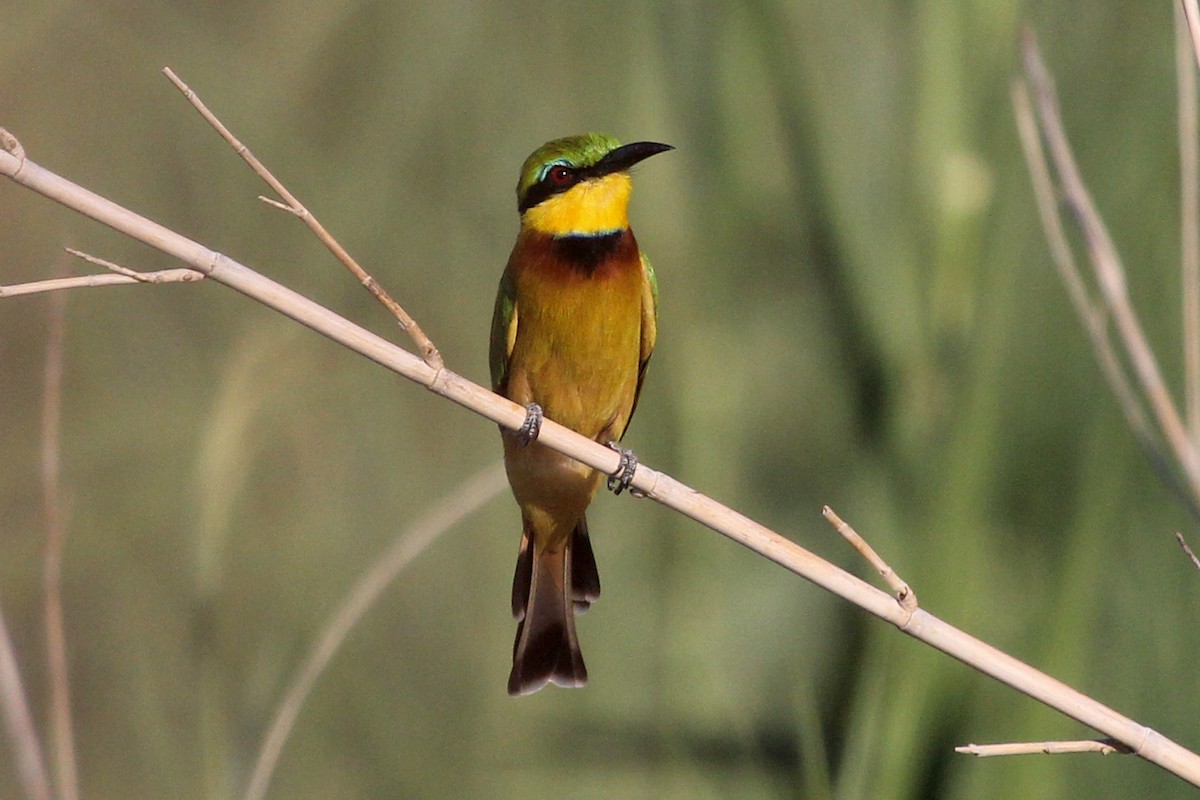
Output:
[
  {"xmin": 606, "ymin": 442, "xmax": 638, "ymax": 495},
  {"xmin": 515, "ymin": 402, "xmax": 543, "ymax": 447}
]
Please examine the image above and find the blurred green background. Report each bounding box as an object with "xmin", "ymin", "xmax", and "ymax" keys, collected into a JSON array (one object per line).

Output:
[{"xmin": 2, "ymin": 1, "xmax": 1198, "ymax": 798}]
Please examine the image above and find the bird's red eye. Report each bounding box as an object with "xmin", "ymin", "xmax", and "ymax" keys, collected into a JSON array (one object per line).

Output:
[{"xmin": 548, "ymin": 165, "xmax": 572, "ymax": 185}]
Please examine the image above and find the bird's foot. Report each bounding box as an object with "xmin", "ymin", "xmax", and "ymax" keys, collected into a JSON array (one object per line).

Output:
[
  {"xmin": 606, "ymin": 442, "xmax": 638, "ymax": 495},
  {"xmin": 515, "ymin": 403, "xmax": 543, "ymax": 447}
]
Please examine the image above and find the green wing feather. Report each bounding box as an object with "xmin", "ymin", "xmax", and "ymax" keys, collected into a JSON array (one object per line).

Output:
[{"xmin": 489, "ymin": 269, "xmax": 518, "ymax": 392}]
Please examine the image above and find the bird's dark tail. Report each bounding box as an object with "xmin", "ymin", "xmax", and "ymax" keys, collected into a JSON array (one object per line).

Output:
[{"xmin": 508, "ymin": 517, "xmax": 600, "ymax": 696}]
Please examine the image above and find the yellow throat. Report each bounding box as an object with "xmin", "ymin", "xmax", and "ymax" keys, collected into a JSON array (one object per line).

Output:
[{"xmin": 521, "ymin": 172, "xmax": 633, "ymax": 237}]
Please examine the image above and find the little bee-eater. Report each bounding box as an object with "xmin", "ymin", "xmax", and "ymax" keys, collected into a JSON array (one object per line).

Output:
[{"xmin": 490, "ymin": 133, "xmax": 672, "ymax": 695}]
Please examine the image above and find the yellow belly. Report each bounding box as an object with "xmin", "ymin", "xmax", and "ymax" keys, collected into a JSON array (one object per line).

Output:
[{"xmin": 501, "ymin": 245, "xmax": 644, "ymax": 543}]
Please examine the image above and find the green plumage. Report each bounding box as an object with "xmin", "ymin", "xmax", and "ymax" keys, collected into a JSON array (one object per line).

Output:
[{"xmin": 515, "ymin": 133, "xmax": 622, "ymax": 201}]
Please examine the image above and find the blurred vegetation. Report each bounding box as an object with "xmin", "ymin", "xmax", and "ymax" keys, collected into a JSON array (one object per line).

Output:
[{"xmin": 2, "ymin": 1, "xmax": 1198, "ymax": 798}]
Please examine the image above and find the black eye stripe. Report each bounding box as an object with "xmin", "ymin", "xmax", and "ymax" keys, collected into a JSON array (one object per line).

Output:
[{"xmin": 518, "ymin": 163, "xmax": 592, "ymax": 213}]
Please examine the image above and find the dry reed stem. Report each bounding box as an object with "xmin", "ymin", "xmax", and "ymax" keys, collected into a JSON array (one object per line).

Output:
[
  {"xmin": 4, "ymin": 69, "xmax": 1200, "ymax": 784},
  {"xmin": 1183, "ymin": 0, "xmax": 1200, "ymax": 74},
  {"xmin": 160, "ymin": 67, "xmax": 443, "ymax": 371},
  {"xmin": 242, "ymin": 463, "xmax": 507, "ymax": 800},
  {"xmin": 41, "ymin": 266, "xmax": 79, "ymax": 800},
  {"xmin": 956, "ymin": 739, "xmax": 1127, "ymax": 757},
  {"xmin": 1018, "ymin": 30, "xmax": 1200, "ymax": 509},
  {"xmin": 1012, "ymin": 40, "xmax": 1200, "ymax": 523},
  {"xmin": 1177, "ymin": 1, "xmax": 1200, "ymax": 438},
  {"xmin": 0, "ymin": 603, "xmax": 52, "ymax": 800}
]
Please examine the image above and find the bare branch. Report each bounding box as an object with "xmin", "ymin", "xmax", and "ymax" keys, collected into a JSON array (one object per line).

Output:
[
  {"xmin": 956, "ymin": 739, "xmax": 1128, "ymax": 757},
  {"xmin": 823, "ymin": 506, "xmax": 916, "ymax": 612},
  {"xmin": 161, "ymin": 67, "xmax": 443, "ymax": 370}
]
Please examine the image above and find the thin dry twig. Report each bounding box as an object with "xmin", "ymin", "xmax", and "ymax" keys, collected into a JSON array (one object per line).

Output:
[
  {"xmin": 160, "ymin": 67, "xmax": 443, "ymax": 371},
  {"xmin": 1, "ymin": 264, "xmax": 203, "ymax": 297},
  {"xmin": 1176, "ymin": 531, "xmax": 1200, "ymax": 571},
  {"xmin": 242, "ymin": 463, "xmax": 507, "ymax": 800},
  {"xmin": 956, "ymin": 739, "xmax": 1128, "ymax": 757},
  {"xmin": 5, "ymin": 113, "xmax": 1200, "ymax": 785},
  {"xmin": 0, "ymin": 602, "xmax": 52, "ymax": 800},
  {"xmin": 41, "ymin": 266, "xmax": 79, "ymax": 800},
  {"xmin": 1, "ymin": 246, "xmax": 203, "ymax": 298},
  {"xmin": 1178, "ymin": 1, "xmax": 1200, "ymax": 438},
  {"xmin": 822, "ymin": 505, "xmax": 916, "ymax": 612}
]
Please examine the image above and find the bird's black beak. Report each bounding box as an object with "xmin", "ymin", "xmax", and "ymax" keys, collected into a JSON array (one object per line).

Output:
[{"xmin": 592, "ymin": 141, "xmax": 675, "ymax": 177}]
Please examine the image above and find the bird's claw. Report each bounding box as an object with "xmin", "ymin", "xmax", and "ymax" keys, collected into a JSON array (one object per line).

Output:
[
  {"xmin": 515, "ymin": 403, "xmax": 542, "ymax": 447},
  {"xmin": 606, "ymin": 442, "xmax": 638, "ymax": 495}
]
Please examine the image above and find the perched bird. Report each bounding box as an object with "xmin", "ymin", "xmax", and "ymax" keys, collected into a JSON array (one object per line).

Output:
[{"xmin": 490, "ymin": 133, "xmax": 672, "ymax": 695}]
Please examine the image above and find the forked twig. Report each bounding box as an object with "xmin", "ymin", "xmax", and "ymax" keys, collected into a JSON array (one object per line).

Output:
[
  {"xmin": 1, "ymin": 270, "xmax": 202, "ymax": 296},
  {"xmin": 161, "ymin": 67, "xmax": 443, "ymax": 370},
  {"xmin": 64, "ymin": 248, "xmax": 198, "ymax": 283},
  {"xmin": 1, "ymin": 248, "xmax": 203, "ymax": 297}
]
